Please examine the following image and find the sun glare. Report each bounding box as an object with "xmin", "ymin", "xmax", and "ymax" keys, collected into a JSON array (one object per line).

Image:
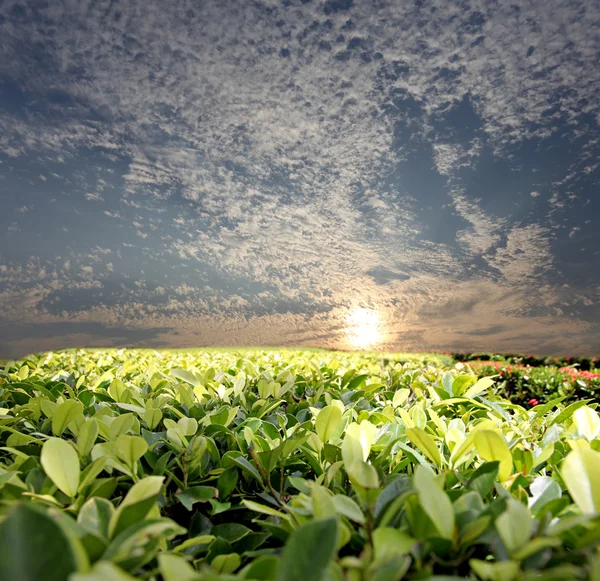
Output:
[{"xmin": 345, "ymin": 307, "xmax": 382, "ymax": 350}]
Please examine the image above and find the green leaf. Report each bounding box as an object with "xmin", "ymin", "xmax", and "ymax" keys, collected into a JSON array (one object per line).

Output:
[
  {"xmin": 171, "ymin": 368, "xmax": 202, "ymax": 386},
  {"xmin": 211, "ymin": 523, "xmax": 252, "ymax": 543},
  {"xmin": 392, "ymin": 388, "xmax": 410, "ymax": 407},
  {"xmin": 109, "ymin": 476, "xmax": 165, "ymax": 538},
  {"xmin": 104, "ymin": 518, "xmax": 186, "ymax": 568},
  {"xmin": 413, "ymin": 465, "xmax": 455, "ymax": 539},
  {"xmin": 240, "ymin": 555, "xmax": 279, "ymax": 580},
  {"xmin": 405, "ymin": 427, "xmax": 442, "ymax": 467},
  {"xmin": 463, "ymin": 377, "xmax": 495, "ymax": 399},
  {"xmin": 230, "ymin": 455, "xmax": 264, "ymax": 484},
  {"xmin": 115, "ymin": 435, "xmax": 148, "ymax": 468},
  {"xmin": 561, "ymin": 448, "xmax": 600, "ymax": 514},
  {"xmin": 347, "ymin": 460, "xmax": 380, "ymax": 489},
  {"xmin": 77, "ymin": 418, "xmax": 99, "ymax": 457},
  {"xmin": 71, "ymin": 562, "xmax": 137, "ymax": 581},
  {"xmin": 495, "ymin": 499, "xmax": 533, "ymax": 554},
  {"xmin": 178, "ymin": 416, "xmax": 198, "ymax": 436},
  {"xmin": 573, "ymin": 406, "xmax": 600, "ymax": 441},
  {"xmin": 275, "ymin": 517, "xmax": 338, "ymax": 581},
  {"xmin": 158, "ymin": 553, "xmax": 199, "ymax": 581},
  {"xmin": 78, "ymin": 497, "xmax": 115, "ymax": 539},
  {"xmin": 41, "ymin": 436, "xmax": 80, "ymax": 498},
  {"xmin": 528, "ymin": 475, "xmax": 562, "ymax": 515},
  {"xmin": 242, "ymin": 499, "xmax": 288, "ymax": 519},
  {"xmin": 143, "ymin": 407, "xmax": 162, "ymax": 430},
  {"xmin": 315, "ymin": 405, "xmax": 343, "ymax": 443},
  {"xmin": 452, "ymin": 375, "xmax": 476, "ymax": 397},
  {"xmin": 52, "ymin": 399, "xmax": 84, "ymax": 437},
  {"xmin": 176, "ymin": 486, "xmax": 217, "ymax": 510},
  {"xmin": 474, "ymin": 431, "xmax": 513, "ymax": 481},
  {"xmin": 469, "ymin": 559, "xmax": 519, "ymax": 581},
  {"xmin": 332, "ymin": 494, "xmax": 366, "ymax": 524},
  {"xmin": 468, "ymin": 461, "xmax": 499, "ymax": 498},
  {"xmin": 212, "ymin": 553, "xmax": 241, "ymax": 574},
  {"xmin": 372, "ymin": 527, "xmax": 416, "ymax": 560},
  {"xmin": 550, "ymin": 399, "xmax": 592, "ymax": 426},
  {"xmin": 0, "ymin": 503, "xmax": 89, "ymax": 580}
]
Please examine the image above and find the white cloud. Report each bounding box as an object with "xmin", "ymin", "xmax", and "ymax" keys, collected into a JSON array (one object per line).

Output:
[{"xmin": 0, "ymin": 0, "xmax": 598, "ymax": 354}]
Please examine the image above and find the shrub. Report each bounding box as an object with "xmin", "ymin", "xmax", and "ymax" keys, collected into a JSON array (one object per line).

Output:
[{"xmin": 1, "ymin": 348, "xmax": 600, "ymax": 580}]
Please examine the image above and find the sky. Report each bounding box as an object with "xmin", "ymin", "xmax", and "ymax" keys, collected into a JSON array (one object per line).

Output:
[{"xmin": 1, "ymin": 0, "xmax": 599, "ymax": 359}]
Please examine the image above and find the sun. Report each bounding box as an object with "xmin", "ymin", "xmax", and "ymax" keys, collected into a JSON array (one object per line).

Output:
[{"xmin": 345, "ymin": 307, "xmax": 382, "ymax": 350}]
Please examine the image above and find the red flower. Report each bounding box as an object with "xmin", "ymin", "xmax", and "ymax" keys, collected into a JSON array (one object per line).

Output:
[{"xmin": 528, "ymin": 398, "xmax": 539, "ymax": 406}]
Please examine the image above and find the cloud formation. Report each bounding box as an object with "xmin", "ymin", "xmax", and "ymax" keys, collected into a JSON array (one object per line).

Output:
[{"xmin": 0, "ymin": 0, "xmax": 599, "ymax": 357}]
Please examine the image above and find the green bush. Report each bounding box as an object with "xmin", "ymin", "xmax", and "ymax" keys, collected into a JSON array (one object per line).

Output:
[
  {"xmin": 466, "ymin": 361, "xmax": 600, "ymax": 405},
  {"xmin": 1, "ymin": 349, "xmax": 600, "ymax": 580}
]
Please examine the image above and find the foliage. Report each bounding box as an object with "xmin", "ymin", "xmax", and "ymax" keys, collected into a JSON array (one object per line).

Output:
[
  {"xmin": 466, "ymin": 360, "xmax": 600, "ymax": 405},
  {"xmin": 1, "ymin": 348, "xmax": 600, "ymax": 580}
]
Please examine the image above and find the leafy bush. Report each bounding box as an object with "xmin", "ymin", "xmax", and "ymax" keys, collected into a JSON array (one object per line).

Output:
[
  {"xmin": 466, "ymin": 360, "xmax": 600, "ymax": 405},
  {"xmin": 1, "ymin": 348, "xmax": 600, "ymax": 580},
  {"xmin": 454, "ymin": 352, "xmax": 600, "ymax": 371}
]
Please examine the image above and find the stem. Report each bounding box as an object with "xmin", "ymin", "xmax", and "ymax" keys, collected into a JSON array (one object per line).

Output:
[
  {"xmin": 248, "ymin": 446, "xmax": 299, "ymax": 525},
  {"xmin": 366, "ymin": 503, "xmax": 375, "ymax": 549}
]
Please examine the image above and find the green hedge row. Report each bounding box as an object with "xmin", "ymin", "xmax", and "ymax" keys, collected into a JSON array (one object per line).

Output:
[{"xmin": 2, "ymin": 349, "xmax": 600, "ymax": 580}]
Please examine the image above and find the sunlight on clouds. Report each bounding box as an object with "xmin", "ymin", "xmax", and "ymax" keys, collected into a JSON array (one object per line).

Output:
[{"xmin": 345, "ymin": 307, "xmax": 383, "ymax": 350}]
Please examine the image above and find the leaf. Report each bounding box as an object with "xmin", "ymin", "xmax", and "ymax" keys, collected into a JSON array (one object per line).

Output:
[
  {"xmin": 573, "ymin": 406, "xmax": 600, "ymax": 441},
  {"xmin": 452, "ymin": 375, "xmax": 476, "ymax": 398},
  {"xmin": 109, "ymin": 476, "xmax": 165, "ymax": 538},
  {"xmin": 178, "ymin": 416, "xmax": 198, "ymax": 436},
  {"xmin": 242, "ymin": 499, "xmax": 288, "ymax": 519},
  {"xmin": 176, "ymin": 486, "xmax": 217, "ymax": 511},
  {"xmin": 0, "ymin": 503, "xmax": 89, "ymax": 580},
  {"xmin": 158, "ymin": 553, "xmax": 199, "ymax": 581},
  {"xmin": 275, "ymin": 517, "xmax": 338, "ymax": 581},
  {"xmin": 77, "ymin": 418, "xmax": 99, "ymax": 457},
  {"xmin": 346, "ymin": 460, "xmax": 380, "ymax": 489},
  {"xmin": 212, "ymin": 553, "xmax": 241, "ymax": 574},
  {"xmin": 316, "ymin": 405, "xmax": 343, "ymax": 443},
  {"xmin": 550, "ymin": 399, "xmax": 592, "ymax": 426},
  {"xmin": 71, "ymin": 562, "xmax": 138, "ymax": 581},
  {"xmin": 406, "ymin": 427, "xmax": 442, "ymax": 467},
  {"xmin": 230, "ymin": 455, "xmax": 264, "ymax": 484},
  {"xmin": 463, "ymin": 377, "xmax": 495, "ymax": 399},
  {"xmin": 78, "ymin": 457, "xmax": 108, "ymax": 492},
  {"xmin": 474, "ymin": 431, "xmax": 513, "ymax": 481},
  {"xmin": 41, "ymin": 437, "xmax": 80, "ymax": 498},
  {"xmin": 561, "ymin": 448, "xmax": 600, "ymax": 514},
  {"xmin": 413, "ymin": 465, "xmax": 455, "ymax": 539},
  {"xmin": 468, "ymin": 461, "xmax": 499, "ymax": 498},
  {"xmin": 52, "ymin": 399, "xmax": 84, "ymax": 437},
  {"xmin": 372, "ymin": 527, "xmax": 416, "ymax": 560},
  {"xmin": 104, "ymin": 518, "xmax": 186, "ymax": 568},
  {"xmin": 332, "ymin": 494, "xmax": 366, "ymax": 524},
  {"xmin": 211, "ymin": 523, "xmax": 252, "ymax": 543},
  {"xmin": 528, "ymin": 476, "xmax": 562, "ymax": 515},
  {"xmin": 115, "ymin": 435, "xmax": 148, "ymax": 467},
  {"xmin": 392, "ymin": 388, "xmax": 410, "ymax": 407},
  {"xmin": 171, "ymin": 368, "xmax": 202, "ymax": 386},
  {"xmin": 143, "ymin": 408, "xmax": 162, "ymax": 430},
  {"xmin": 241, "ymin": 555, "xmax": 279, "ymax": 580},
  {"xmin": 469, "ymin": 559, "xmax": 518, "ymax": 581},
  {"xmin": 495, "ymin": 498, "xmax": 533, "ymax": 554},
  {"xmin": 78, "ymin": 497, "xmax": 115, "ymax": 539},
  {"xmin": 344, "ymin": 420, "xmax": 378, "ymax": 462}
]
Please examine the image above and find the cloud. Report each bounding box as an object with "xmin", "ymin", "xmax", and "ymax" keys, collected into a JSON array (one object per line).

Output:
[{"xmin": 0, "ymin": 0, "xmax": 599, "ymax": 355}]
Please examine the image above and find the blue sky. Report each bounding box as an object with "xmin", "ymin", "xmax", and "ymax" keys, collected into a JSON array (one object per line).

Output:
[{"xmin": 1, "ymin": 0, "xmax": 599, "ymax": 358}]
